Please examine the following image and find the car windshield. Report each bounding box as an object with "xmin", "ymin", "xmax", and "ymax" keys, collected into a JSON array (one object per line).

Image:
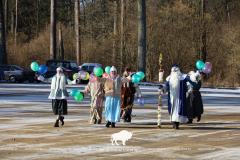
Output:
[
  {"xmin": 70, "ymin": 62, "xmax": 78, "ymax": 69},
  {"xmin": 12, "ymin": 66, "xmax": 23, "ymax": 70}
]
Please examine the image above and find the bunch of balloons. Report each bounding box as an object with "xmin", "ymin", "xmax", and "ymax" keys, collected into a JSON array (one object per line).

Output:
[
  {"xmin": 70, "ymin": 89, "xmax": 83, "ymax": 101},
  {"xmin": 132, "ymin": 71, "xmax": 145, "ymax": 83},
  {"xmin": 30, "ymin": 62, "xmax": 48, "ymax": 74},
  {"xmin": 77, "ymin": 71, "xmax": 89, "ymax": 80},
  {"xmin": 196, "ymin": 60, "xmax": 212, "ymax": 74},
  {"xmin": 137, "ymin": 97, "xmax": 145, "ymax": 106}
]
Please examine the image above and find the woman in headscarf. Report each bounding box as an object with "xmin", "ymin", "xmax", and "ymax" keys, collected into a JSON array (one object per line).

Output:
[
  {"xmin": 38, "ymin": 67, "xmax": 78, "ymax": 127},
  {"xmin": 121, "ymin": 67, "xmax": 142, "ymax": 123},
  {"xmin": 95, "ymin": 66, "xmax": 131, "ymax": 127},
  {"xmin": 186, "ymin": 71, "xmax": 204, "ymax": 123},
  {"xmin": 81, "ymin": 79, "xmax": 105, "ymax": 124}
]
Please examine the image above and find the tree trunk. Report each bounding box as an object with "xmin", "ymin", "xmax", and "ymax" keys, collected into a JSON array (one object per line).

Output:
[
  {"xmin": 5, "ymin": 0, "xmax": 8, "ymax": 36},
  {"xmin": 137, "ymin": 0, "xmax": 146, "ymax": 80},
  {"xmin": 112, "ymin": 0, "xmax": 117, "ymax": 65},
  {"xmin": 75, "ymin": 0, "xmax": 81, "ymax": 65},
  {"xmin": 36, "ymin": 0, "xmax": 40, "ymax": 38},
  {"xmin": 225, "ymin": 0, "xmax": 230, "ymax": 24},
  {"xmin": 120, "ymin": 0, "xmax": 126, "ymax": 73},
  {"xmin": 50, "ymin": 0, "xmax": 56, "ymax": 59},
  {"xmin": 81, "ymin": 0, "xmax": 85, "ymax": 33},
  {"xmin": 11, "ymin": 9, "xmax": 14, "ymax": 34},
  {"xmin": 58, "ymin": 28, "xmax": 64, "ymax": 60},
  {"xmin": 201, "ymin": 0, "xmax": 206, "ymax": 62},
  {"xmin": 15, "ymin": 0, "xmax": 18, "ymax": 46},
  {"xmin": 0, "ymin": 0, "xmax": 7, "ymax": 65}
]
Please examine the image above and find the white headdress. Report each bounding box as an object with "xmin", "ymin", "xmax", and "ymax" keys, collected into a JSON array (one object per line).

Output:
[{"xmin": 110, "ymin": 66, "xmax": 117, "ymax": 72}]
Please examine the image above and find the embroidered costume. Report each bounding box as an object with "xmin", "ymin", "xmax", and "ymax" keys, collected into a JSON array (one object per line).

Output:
[{"xmin": 82, "ymin": 81, "xmax": 105, "ymax": 124}]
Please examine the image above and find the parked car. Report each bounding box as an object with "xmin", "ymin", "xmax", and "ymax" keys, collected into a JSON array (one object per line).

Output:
[
  {"xmin": 45, "ymin": 59, "xmax": 80, "ymax": 80},
  {"xmin": 78, "ymin": 63, "xmax": 103, "ymax": 84},
  {"xmin": 0, "ymin": 65, "xmax": 31, "ymax": 83},
  {"xmin": 79, "ymin": 63, "xmax": 103, "ymax": 74},
  {"xmin": 0, "ymin": 68, "xmax": 4, "ymax": 81}
]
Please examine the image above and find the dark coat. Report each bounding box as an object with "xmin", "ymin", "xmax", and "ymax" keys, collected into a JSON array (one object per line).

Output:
[{"xmin": 186, "ymin": 80, "xmax": 204, "ymax": 119}]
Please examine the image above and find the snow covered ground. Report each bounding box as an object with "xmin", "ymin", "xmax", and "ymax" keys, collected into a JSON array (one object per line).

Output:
[{"xmin": 0, "ymin": 83, "xmax": 240, "ymax": 159}]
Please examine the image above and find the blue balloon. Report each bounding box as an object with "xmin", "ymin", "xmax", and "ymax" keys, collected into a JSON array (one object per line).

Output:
[{"xmin": 38, "ymin": 65, "xmax": 48, "ymax": 74}]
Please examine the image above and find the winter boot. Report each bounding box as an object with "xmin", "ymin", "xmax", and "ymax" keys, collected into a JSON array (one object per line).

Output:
[
  {"xmin": 94, "ymin": 119, "xmax": 97, "ymax": 124},
  {"xmin": 54, "ymin": 120, "xmax": 59, "ymax": 127},
  {"xmin": 197, "ymin": 116, "xmax": 201, "ymax": 122},
  {"xmin": 173, "ymin": 122, "xmax": 176, "ymax": 128},
  {"xmin": 111, "ymin": 122, "xmax": 115, "ymax": 128},
  {"xmin": 175, "ymin": 122, "xmax": 179, "ymax": 129},
  {"xmin": 97, "ymin": 119, "xmax": 101, "ymax": 124},
  {"xmin": 187, "ymin": 119, "xmax": 193, "ymax": 123},
  {"xmin": 126, "ymin": 114, "xmax": 131, "ymax": 122},
  {"xmin": 60, "ymin": 116, "xmax": 64, "ymax": 126},
  {"xmin": 106, "ymin": 122, "xmax": 111, "ymax": 127}
]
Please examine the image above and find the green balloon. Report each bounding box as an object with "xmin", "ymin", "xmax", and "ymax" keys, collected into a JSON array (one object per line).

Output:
[
  {"xmin": 30, "ymin": 62, "xmax": 39, "ymax": 71},
  {"xmin": 73, "ymin": 73, "xmax": 78, "ymax": 80},
  {"xmin": 196, "ymin": 60, "xmax": 205, "ymax": 70},
  {"xmin": 75, "ymin": 93, "xmax": 83, "ymax": 101},
  {"xmin": 136, "ymin": 71, "xmax": 145, "ymax": 79},
  {"xmin": 105, "ymin": 66, "xmax": 111, "ymax": 74},
  {"xmin": 94, "ymin": 68, "xmax": 103, "ymax": 76},
  {"xmin": 70, "ymin": 89, "xmax": 79, "ymax": 97}
]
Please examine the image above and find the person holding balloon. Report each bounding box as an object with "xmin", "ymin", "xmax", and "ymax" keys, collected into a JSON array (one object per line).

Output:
[
  {"xmin": 37, "ymin": 67, "xmax": 78, "ymax": 127},
  {"xmin": 81, "ymin": 71, "xmax": 105, "ymax": 124},
  {"xmin": 120, "ymin": 67, "xmax": 142, "ymax": 123},
  {"xmin": 186, "ymin": 71, "xmax": 204, "ymax": 123},
  {"xmin": 93, "ymin": 66, "xmax": 132, "ymax": 128},
  {"xmin": 158, "ymin": 65, "xmax": 202, "ymax": 129}
]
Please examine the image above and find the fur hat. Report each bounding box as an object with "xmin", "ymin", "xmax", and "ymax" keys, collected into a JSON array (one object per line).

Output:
[
  {"xmin": 171, "ymin": 65, "xmax": 180, "ymax": 72},
  {"xmin": 110, "ymin": 66, "xmax": 117, "ymax": 72}
]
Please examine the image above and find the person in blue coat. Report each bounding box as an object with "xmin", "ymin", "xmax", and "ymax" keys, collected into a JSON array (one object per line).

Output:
[{"xmin": 159, "ymin": 65, "xmax": 201, "ymax": 129}]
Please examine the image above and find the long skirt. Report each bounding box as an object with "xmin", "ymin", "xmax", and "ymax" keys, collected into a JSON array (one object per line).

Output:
[
  {"xmin": 105, "ymin": 97, "xmax": 121, "ymax": 123},
  {"xmin": 121, "ymin": 87, "xmax": 134, "ymax": 118},
  {"xmin": 89, "ymin": 108, "xmax": 103, "ymax": 123},
  {"xmin": 187, "ymin": 91, "xmax": 204, "ymax": 119},
  {"xmin": 52, "ymin": 99, "xmax": 68, "ymax": 115}
]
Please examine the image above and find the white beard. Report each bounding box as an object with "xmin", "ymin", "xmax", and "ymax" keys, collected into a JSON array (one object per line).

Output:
[
  {"xmin": 169, "ymin": 71, "xmax": 181, "ymax": 96},
  {"xmin": 170, "ymin": 71, "xmax": 181, "ymax": 89}
]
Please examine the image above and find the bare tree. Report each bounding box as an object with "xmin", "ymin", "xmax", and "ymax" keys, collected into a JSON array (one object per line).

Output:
[
  {"xmin": 137, "ymin": 0, "xmax": 146, "ymax": 78},
  {"xmin": 15, "ymin": 0, "xmax": 18, "ymax": 46},
  {"xmin": 0, "ymin": 0, "xmax": 7, "ymax": 65},
  {"xmin": 75, "ymin": 0, "xmax": 81, "ymax": 65},
  {"xmin": 58, "ymin": 28, "xmax": 64, "ymax": 60},
  {"xmin": 112, "ymin": 0, "xmax": 117, "ymax": 65},
  {"xmin": 36, "ymin": 0, "xmax": 40, "ymax": 38},
  {"xmin": 5, "ymin": 0, "xmax": 8, "ymax": 36},
  {"xmin": 11, "ymin": 9, "xmax": 14, "ymax": 34},
  {"xmin": 50, "ymin": 0, "xmax": 56, "ymax": 59},
  {"xmin": 201, "ymin": 0, "xmax": 206, "ymax": 62},
  {"xmin": 120, "ymin": 0, "xmax": 126, "ymax": 72}
]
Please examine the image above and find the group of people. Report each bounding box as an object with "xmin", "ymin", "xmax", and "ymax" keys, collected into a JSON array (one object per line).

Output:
[
  {"xmin": 38, "ymin": 66, "xmax": 142, "ymax": 128},
  {"xmin": 159, "ymin": 65, "xmax": 204, "ymax": 129},
  {"xmin": 38, "ymin": 65, "xmax": 203, "ymax": 129}
]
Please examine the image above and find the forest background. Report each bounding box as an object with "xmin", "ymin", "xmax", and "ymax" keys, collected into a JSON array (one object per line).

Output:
[{"xmin": 1, "ymin": 0, "xmax": 240, "ymax": 87}]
